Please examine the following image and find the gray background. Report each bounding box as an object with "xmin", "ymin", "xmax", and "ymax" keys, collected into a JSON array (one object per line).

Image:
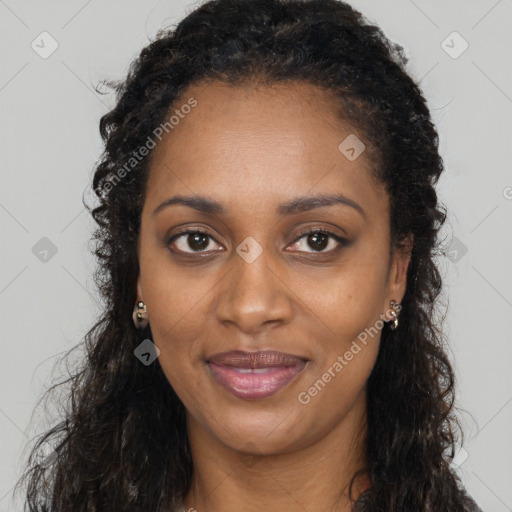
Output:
[{"xmin": 1, "ymin": 0, "xmax": 511, "ymax": 510}]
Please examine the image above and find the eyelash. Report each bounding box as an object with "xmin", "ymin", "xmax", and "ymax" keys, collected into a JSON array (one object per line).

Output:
[{"xmin": 166, "ymin": 226, "xmax": 347, "ymax": 256}]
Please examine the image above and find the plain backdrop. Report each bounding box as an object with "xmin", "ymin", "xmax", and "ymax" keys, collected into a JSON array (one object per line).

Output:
[{"xmin": 1, "ymin": 1, "xmax": 511, "ymax": 511}]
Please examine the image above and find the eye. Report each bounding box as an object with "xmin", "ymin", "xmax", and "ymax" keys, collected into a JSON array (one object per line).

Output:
[
  {"xmin": 167, "ymin": 228, "xmax": 223, "ymax": 254},
  {"xmin": 167, "ymin": 226, "xmax": 347, "ymax": 256},
  {"xmin": 287, "ymin": 228, "xmax": 346, "ymax": 254}
]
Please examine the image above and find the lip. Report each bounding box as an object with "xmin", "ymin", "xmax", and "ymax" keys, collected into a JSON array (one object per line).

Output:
[{"xmin": 207, "ymin": 350, "xmax": 308, "ymax": 400}]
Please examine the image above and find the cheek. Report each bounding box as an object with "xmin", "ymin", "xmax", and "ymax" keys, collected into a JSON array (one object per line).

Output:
[
  {"xmin": 294, "ymin": 275, "xmax": 385, "ymax": 440},
  {"xmin": 140, "ymin": 241, "xmax": 217, "ymax": 340},
  {"xmin": 295, "ymin": 254, "xmax": 388, "ymax": 345},
  {"xmin": 301, "ymin": 277, "xmax": 384, "ymax": 399},
  {"xmin": 293, "ymin": 344, "xmax": 378, "ymax": 446},
  {"xmin": 145, "ymin": 275, "xmax": 211, "ymax": 374},
  {"xmin": 137, "ymin": 248, "xmax": 220, "ymax": 387},
  {"xmin": 291, "ymin": 249, "xmax": 387, "ymax": 401}
]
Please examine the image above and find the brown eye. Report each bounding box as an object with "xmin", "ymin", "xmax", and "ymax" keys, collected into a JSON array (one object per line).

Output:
[
  {"xmin": 306, "ymin": 231, "xmax": 329, "ymax": 251},
  {"xmin": 287, "ymin": 229, "xmax": 346, "ymax": 254},
  {"xmin": 168, "ymin": 229, "xmax": 222, "ymax": 254}
]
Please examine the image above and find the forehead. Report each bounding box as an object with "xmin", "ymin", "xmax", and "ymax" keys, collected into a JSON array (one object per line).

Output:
[{"xmin": 145, "ymin": 80, "xmax": 387, "ymax": 218}]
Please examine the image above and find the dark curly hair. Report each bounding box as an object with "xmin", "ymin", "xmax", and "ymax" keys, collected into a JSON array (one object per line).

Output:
[{"xmin": 15, "ymin": 0, "xmax": 478, "ymax": 510}]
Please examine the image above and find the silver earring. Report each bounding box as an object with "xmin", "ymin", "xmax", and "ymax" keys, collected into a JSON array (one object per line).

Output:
[
  {"xmin": 132, "ymin": 300, "xmax": 149, "ymax": 329},
  {"xmin": 389, "ymin": 300, "xmax": 400, "ymax": 330}
]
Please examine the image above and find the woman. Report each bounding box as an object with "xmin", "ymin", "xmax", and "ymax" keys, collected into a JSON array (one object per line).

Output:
[{"xmin": 16, "ymin": 0, "xmax": 483, "ymax": 510}]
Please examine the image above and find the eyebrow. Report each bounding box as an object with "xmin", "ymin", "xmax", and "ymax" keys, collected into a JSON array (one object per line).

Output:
[{"xmin": 152, "ymin": 193, "xmax": 365, "ymax": 218}]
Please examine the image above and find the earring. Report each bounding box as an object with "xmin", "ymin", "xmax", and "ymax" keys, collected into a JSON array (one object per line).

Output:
[
  {"xmin": 132, "ymin": 300, "xmax": 149, "ymax": 329},
  {"xmin": 388, "ymin": 300, "xmax": 401, "ymax": 330}
]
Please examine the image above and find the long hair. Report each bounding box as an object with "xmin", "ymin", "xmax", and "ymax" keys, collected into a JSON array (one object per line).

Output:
[{"xmin": 15, "ymin": 1, "xmax": 474, "ymax": 510}]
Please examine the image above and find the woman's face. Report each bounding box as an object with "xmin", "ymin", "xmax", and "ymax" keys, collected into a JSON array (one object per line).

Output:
[{"xmin": 137, "ymin": 81, "xmax": 410, "ymax": 455}]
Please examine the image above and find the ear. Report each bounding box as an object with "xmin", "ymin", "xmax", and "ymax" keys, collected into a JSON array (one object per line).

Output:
[{"xmin": 385, "ymin": 234, "xmax": 413, "ymax": 314}]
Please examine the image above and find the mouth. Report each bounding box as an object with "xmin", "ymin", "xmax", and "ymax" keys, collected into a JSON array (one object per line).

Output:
[{"xmin": 207, "ymin": 350, "xmax": 308, "ymax": 400}]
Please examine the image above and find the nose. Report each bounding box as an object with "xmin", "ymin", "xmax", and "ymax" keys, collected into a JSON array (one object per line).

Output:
[{"xmin": 214, "ymin": 245, "xmax": 294, "ymax": 335}]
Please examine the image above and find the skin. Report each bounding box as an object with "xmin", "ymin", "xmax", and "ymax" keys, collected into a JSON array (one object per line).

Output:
[{"xmin": 136, "ymin": 81, "xmax": 412, "ymax": 512}]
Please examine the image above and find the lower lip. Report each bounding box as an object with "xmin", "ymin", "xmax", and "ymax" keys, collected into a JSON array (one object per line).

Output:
[{"xmin": 207, "ymin": 362, "xmax": 307, "ymax": 400}]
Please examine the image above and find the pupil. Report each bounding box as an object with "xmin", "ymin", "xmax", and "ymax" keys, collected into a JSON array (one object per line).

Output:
[
  {"xmin": 189, "ymin": 233, "xmax": 209, "ymax": 250},
  {"xmin": 308, "ymin": 232, "xmax": 328, "ymax": 251}
]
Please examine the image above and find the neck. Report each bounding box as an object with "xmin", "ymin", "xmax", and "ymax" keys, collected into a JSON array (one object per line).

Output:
[{"xmin": 183, "ymin": 392, "xmax": 369, "ymax": 512}]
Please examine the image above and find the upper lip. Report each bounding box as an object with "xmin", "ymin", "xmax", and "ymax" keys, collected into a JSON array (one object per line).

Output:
[{"xmin": 207, "ymin": 350, "xmax": 307, "ymax": 369}]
